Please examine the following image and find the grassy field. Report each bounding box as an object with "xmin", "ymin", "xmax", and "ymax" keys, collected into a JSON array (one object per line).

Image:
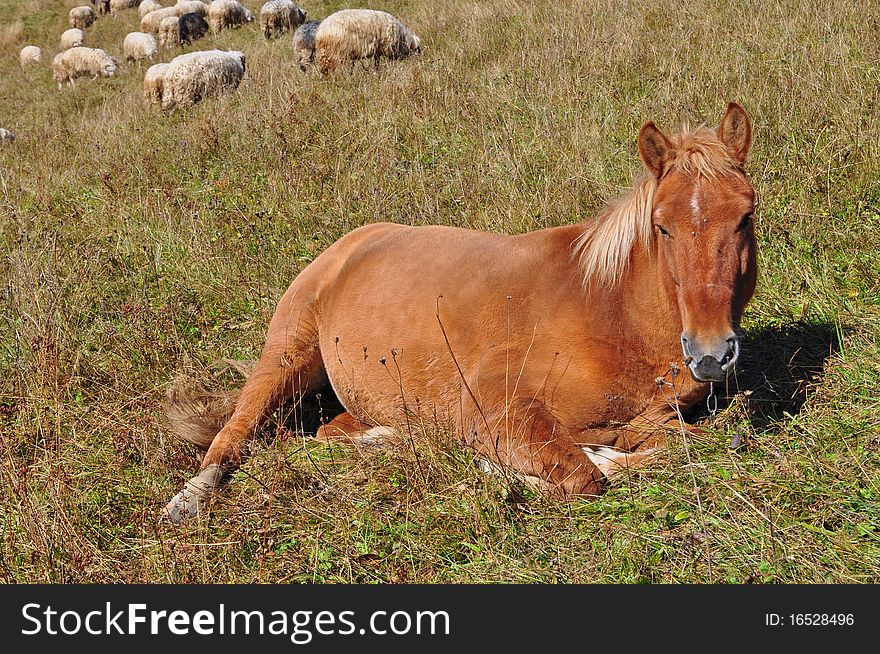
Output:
[{"xmin": 0, "ymin": 0, "xmax": 877, "ymax": 583}]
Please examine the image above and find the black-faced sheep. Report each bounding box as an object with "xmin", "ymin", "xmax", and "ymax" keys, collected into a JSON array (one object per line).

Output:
[
  {"xmin": 20, "ymin": 45, "xmax": 43, "ymax": 68},
  {"xmin": 124, "ymin": 31, "xmax": 158, "ymax": 61},
  {"xmin": 179, "ymin": 12, "xmax": 209, "ymax": 44},
  {"xmin": 208, "ymin": 0, "xmax": 255, "ymax": 34},
  {"xmin": 93, "ymin": 0, "xmax": 111, "ymax": 15},
  {"xmin": 52, "ymin": 47, "xmax": 117, "ymax": 87},
  {"xmin": 314, "ymin": 9, "xmax": 422, "ymax": 76},
  {"xmin": 144, "ymin": 49, "xmax": 246, "ymax": 112},
  {"xmin": 0, "ymin": 129, "xmax": 15, "ymax": 145},
  {"xmin": 158, "ymin": 16, "xmax": 180, "ymax": 48},
  {"xmin": 291, "ymin": 20, "xmax": 319, "ymax": 70},
  {"xmin": 259, "ymin": 0, "xmax": 306, "ymax": 39},
  {"xmin": 60, "ymin": 28, "xmax": 85, "ymax": 50},
  {"xmin": 69, "ymin": 6, "xmax": 97, "ymax": 29},
  {"xmin": 139, "ymin": 0, "xmax": 162, "ymax": 17}
]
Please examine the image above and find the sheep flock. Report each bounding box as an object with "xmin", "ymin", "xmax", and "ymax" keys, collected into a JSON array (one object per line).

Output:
[{"xmin": 4, "ymin": 1, "xmax": 422, "ymax": 143}]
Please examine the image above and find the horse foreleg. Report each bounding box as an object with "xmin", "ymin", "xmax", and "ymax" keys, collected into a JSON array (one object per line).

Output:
[
  {"xmin": 476, "ymin": 397, "xmax": 605, "ymax": 498},
  {"xmin": 582, "ymin": 410, "xmax": 706, "ymax": 479},
  {"xmin": 581, "ymin": 434, "xmax": 666, "ymax": 480}
]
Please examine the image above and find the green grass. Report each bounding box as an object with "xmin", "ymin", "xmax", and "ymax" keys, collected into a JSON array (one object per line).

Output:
[{"xmin": 0, "ymin": 0, "xmax": 878, "ymax": 583}]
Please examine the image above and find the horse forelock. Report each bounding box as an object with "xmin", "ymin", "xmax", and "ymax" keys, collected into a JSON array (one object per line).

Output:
[
  {"xmin": 573, "ymin": 125, "xmax": 740, "ymax": 288},
  {"xmin": 664, "ymin": 125, "xmax": 740, "ymax": 179}
]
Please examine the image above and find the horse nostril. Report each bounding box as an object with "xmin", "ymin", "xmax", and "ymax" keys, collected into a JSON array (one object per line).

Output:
[{"xmin": 721, "ymin": 337, "xmax": 740, "ymax": 370}]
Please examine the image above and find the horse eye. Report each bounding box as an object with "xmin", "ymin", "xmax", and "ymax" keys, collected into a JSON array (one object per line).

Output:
[
  {"xmin": 656, "ymin": 224, "xmax": 670, "ymax": 237},
  {"xmin": 738, "ymin": 212, "xmax": 753, "ymax": 230}
]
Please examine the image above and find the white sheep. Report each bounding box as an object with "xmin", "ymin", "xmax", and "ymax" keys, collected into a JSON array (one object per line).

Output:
[
  {"xmin": 143, "ymin": 62, "xmax": 169, "ymax": 106},
  {"xmin": 141, "ymin": 6, "xmax": 178, "ymax": 32},
  {"xmin": 208, "ymin": 0, "xmax": 255, "ymax": 34},
  {"xmin": 259, "ymin": 0, "xmax": 305, "ymax": 39},
  {"xmin": 141, "ymin": 2, "xmax": 207, "ymax": 32},
  {"xmin": 124, "ymin": 31, "xmax": 158, "ymax": 61},
  {"xmin": 314, "ymin": 9, "xmax": 422, "ymax": 76},
  {"xmin": 60, "ymin": 28, "xmax": 85, "ymax": 50},
  {"xmin": 110, "ymin": 0, "xmax": 140, "ymax": 15},
  {"xmin": 0, "ymin": 128, "xmax": 15, "ymax": 145},
  {"xmin": 52, "ymin": 47, "xmax": 117, "ymax": 87},
  {"xmin": 20, "ymin": 45, "xmax": 43, "ymax": 68},
  {"xmin": 176, "ymin": 0, "xmax": 208, "ymax": 14},
  {"xmin": 158, "ymin": 16, "xmax": 180, "ymax": 48},
  {"xmin": 291, "ymin": 20, "xmax": 319, "ymax": 70},
  {"xmin": 145, "ymin": 49, "xmax": 246, "ymax": 112},
  {"xmin": 175, "ymin": 0, "xmax": 209, "ymax": 22},
  {"xmin": 139, "ymin": 0, "xmax": 163, "ymax": 17},
  {"xmin": 69, "ymin": 6, "xmax": 97, "ymax": 29}
]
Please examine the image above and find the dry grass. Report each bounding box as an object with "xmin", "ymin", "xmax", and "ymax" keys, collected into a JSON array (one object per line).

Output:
[
  {"xmin": 0, "ymin": 20, "xmax": 23, "ymax": 53},
  {"xmin": 0, "ymin": 0, "xmax": 878, "ymax": 583}
]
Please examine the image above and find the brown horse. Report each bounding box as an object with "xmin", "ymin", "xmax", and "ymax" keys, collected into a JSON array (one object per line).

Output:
[{"xmin": 164, "ymin": 102, "xmax": 757, "ymax": 522}]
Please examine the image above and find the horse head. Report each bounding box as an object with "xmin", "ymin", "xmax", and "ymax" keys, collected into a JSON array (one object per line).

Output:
[{"xmin": 638, "ymin": 102, "xmax": 757, "ymax": 382}]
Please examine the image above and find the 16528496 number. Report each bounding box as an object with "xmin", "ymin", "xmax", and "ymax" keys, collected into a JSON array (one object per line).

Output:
[{"xmin": 790, "ymin": 614, "xmax": 854, "ymax": 626}]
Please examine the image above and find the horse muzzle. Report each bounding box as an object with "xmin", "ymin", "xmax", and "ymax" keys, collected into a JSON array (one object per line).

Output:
[{"xmin": 680, "ymin": 333, "xmax": 740, "ymax": 382}]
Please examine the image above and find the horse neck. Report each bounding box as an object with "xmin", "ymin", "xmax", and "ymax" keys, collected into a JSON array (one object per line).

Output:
[{"xmin": 617, "ymin": 240, "xmax": 683, "ymax": 362}]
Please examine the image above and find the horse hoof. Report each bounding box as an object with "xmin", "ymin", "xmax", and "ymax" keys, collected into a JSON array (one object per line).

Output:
[
  {"xmin": 582, "ymin": 445, "xmax": 658, "ymax": 479},
  {"xmin": 162, "ymin": 464, "xmax": 223, "ymax": 524}
]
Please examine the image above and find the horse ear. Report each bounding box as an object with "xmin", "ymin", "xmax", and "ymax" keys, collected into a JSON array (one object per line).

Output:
[
  {"xmin": 638, "ymin": 121, "xmax": 674, "ymax": 178},
  {"xmin": 717, "ymin": 102, "xmax": 751, "ymax": 164}
]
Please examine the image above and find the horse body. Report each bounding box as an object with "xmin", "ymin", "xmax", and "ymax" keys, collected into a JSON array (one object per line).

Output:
[
  {"xmin": 315, "ymin": 222, "xmax": 682, "ymax": 436},
  {"xmin": 164, "ymin": 103, "xmax": 756, "ymax": 522}
]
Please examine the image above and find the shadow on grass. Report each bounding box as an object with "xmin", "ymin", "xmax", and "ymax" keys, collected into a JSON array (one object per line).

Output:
[
  {"xmin": 295, "ymin": 383, "xmax": 347, "ymax": 435},
  {"xmin": 687, "ymin": 320, "xmax": 842, "ymax": 430}
]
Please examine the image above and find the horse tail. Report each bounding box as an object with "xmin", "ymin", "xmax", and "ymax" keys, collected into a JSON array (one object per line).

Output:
[{"xmin": 163, "ymin": 359, "xmax": 255, "ymax": 450}]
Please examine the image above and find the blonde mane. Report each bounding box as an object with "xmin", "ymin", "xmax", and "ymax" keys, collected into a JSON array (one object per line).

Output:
[{"xmin": 573, "ymin": 125, "xmax": 740, "ymax": 288}]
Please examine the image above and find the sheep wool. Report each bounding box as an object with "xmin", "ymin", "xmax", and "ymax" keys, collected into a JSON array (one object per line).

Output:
[
  {"xmin": 52, "ymin": 47, "xmax": 117, "ymax": 87},
  {"xmin": 124, "ymin": 31, "xmax": 158, "ymax": 61},
  {"xmin": 138, "ymin": 0, "xmax": 162, "ymax": 18},
  {"xmin": 0, "ymin": 128, "xmax": 15, "ymax": 145},
  {"xmin": 314, "ymin": 9, "xmax": 422, "ymax": 76},
  {"xmin": 110, "ymin": 0, "xmax": 140, "ymax": 15},
  {"xmin": 141, "ymin": 6, "xmax": 179, "ymax": 33},
  {"xmin": 20, "ymin": 45, "xmax": 43, "ymax": 68},
  {"xmin": 69, "ymin": 6, "xmax": 97, "ymax": 29},
  {"xmin": 150, "ymin": 49, "xmax": 246, "ymax": 111},
  {"xmin": 179, "ymin": 12, "xmax": 209, "ymax": 44},
  {"xmin": 143, "ymin": 62, "xmax": 170, "ymax": 106},
  {"xmin": 259, "ymin": 0, "xmax": 306, "ymax": 39},
  {"xmin": 291, "ymin": 20, "xmax": 319, "ymax": 70},
  {"xmin": 175, "ymin": 0, "xmax": 208, "ymax": 16},
  {"xmin": 158, "ymin": 16, "xmax": 181, "ymax": 48},
  {"xmin": 208, "ymin": 0, "xmax": 255, "ymax": 34},
  {"xmin": 60, "ymin": 28, "xmax": 85, "ymax": 50}
]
